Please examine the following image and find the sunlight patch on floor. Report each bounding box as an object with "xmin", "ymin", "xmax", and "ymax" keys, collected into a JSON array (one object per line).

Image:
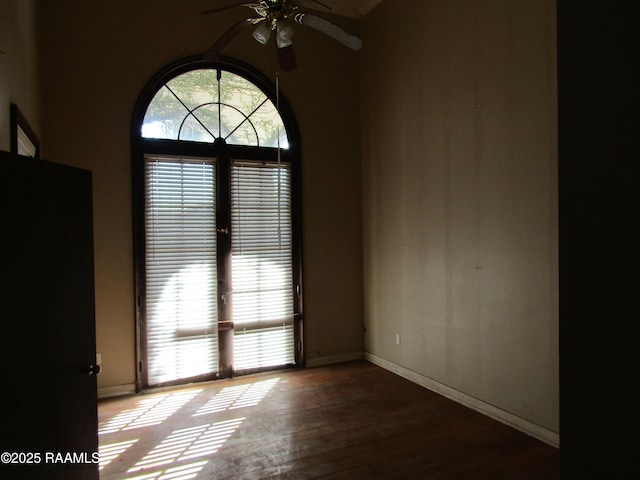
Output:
[
  {"xmin": 193, "ymin": 378, "xmax": 279, "ymax": 416},
  {"xmin": 98, "ymin": 377, "xmax": 280, "ymax": 478},
  {"xmin": 99, "ymin": 390, "xmax": 202, "ymax": 434},
  {"xmin": 99, "ymin": 439, "xmax": 139, "ymax": 471},
  {"xmin": 123, "ymin": 460, "xmax": 208, "ymax": 480},
  {"xmin": 127, "ymin": 418, "xmax": 245, "ymax": 474}
]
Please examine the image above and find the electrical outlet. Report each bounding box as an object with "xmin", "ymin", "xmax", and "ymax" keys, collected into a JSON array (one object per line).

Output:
[
  {"xmin": 395, "ymin": 334, "xmax": 401, "ymax": 345},
  {"xmin": 96, "ymin": 353, "xmax": 102, "ymax": 365}
]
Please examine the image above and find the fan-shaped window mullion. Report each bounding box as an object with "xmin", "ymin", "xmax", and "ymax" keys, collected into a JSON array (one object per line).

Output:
[
  {"xmin": 220, "ymin": 102, "xmax": 260, "ymax": 146},
  {"xmin": 177, "ymin": 103, "xmax": 219, "ymax": 142}
]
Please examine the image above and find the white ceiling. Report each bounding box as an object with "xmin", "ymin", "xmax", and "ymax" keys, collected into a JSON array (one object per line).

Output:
[{"xmin": 308, "ymin": 0, "xmax": 384, "ymax": 18}]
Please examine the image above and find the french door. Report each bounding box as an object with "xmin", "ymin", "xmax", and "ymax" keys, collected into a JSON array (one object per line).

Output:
[{"xmin": 141, "ymin": 153, "xmax": 300, "ymax": 388}]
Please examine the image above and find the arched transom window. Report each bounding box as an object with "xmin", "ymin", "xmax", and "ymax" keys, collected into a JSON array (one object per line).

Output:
[{"xmin": 141, "ymin": 68, "xmax": 289, "ymax": 148}]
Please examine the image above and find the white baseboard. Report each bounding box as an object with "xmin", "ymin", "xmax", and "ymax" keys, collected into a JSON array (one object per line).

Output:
[
  {"xmin": 306, "ymin": 351, "xmax": 364, "ymax": 368},
  {"xmin": 365, "ymin": 353, "xmax": 560, "ymax": 448},
  {"xmin": 98, "ymin": 383, "xmax": 136, "ymax": 399}
]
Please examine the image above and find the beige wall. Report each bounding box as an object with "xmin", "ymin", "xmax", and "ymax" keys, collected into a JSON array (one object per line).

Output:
[
  {"xmin": 361, "ymin": 0, "xmax": 558, "ymax": 433},
  {"xmin": 37, "ymin": 0, "xmax": 364, "ymax": 391},
  {"xmin": 0, "ymin": 0, "xmax": 39, "ymax": 151}
]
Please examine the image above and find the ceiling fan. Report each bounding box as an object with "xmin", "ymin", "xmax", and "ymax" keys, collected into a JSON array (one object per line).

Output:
[{"xmin": 201, "ymin": 0, "xmax": 363, "ymax": 71}]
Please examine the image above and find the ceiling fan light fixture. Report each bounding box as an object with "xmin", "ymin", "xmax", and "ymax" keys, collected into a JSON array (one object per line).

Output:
[
  {"xmin": 252, "ymin": 21, "xmax": 273, "ymax": 44},
  {"xmin": 202, "ymin": 0, "xmax": 362, "ymax": 71},
  {"xmin": 276, "ymin": 21, "xmax": 295, "ymax": 48}
]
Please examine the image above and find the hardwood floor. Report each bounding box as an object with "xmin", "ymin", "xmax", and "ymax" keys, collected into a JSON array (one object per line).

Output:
[{"xmin": 98, "ymin": 361, "xmax": 559, "ymax": 479}]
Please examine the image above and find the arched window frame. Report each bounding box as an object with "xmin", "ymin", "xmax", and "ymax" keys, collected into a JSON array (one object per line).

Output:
[{"xmin": 131, "ymin": 56, "xmax": 303, "ymax": 390}]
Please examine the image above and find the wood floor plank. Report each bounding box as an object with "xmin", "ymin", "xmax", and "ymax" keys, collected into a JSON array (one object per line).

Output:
[{"xmin": 98, "ymin": 361, "xmax": 559, "ymax": 479}]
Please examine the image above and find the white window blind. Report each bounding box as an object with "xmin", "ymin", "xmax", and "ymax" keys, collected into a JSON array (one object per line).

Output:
[
  {"xmin": 144, "ymin": 156, "xmax": 219, "ymax": 385},
  {"xmin": 231, "ymin": 161, "xmax": 295, "ymax": 370}
]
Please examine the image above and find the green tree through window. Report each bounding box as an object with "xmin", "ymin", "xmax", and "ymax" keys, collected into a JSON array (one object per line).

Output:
[{"xmin": 142, "ymin": 69, "xmax": 288, "ymax": 148}]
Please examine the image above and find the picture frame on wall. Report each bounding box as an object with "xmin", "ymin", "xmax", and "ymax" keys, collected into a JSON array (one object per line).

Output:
[{"xmin": 10, "ymin": 103, "xmax": 40, "ymax": 158}]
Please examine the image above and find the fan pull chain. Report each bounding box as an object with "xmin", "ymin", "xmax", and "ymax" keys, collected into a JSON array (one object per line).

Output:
[
  {"xmin": 217, "ymin": 68, "xmax": 222, "ymax": 139},
  {"xmin": 276, "ymin": 72, "xmax": 283, "ymax": 250}
]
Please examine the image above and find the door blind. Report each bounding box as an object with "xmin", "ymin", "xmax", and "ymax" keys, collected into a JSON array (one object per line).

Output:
[
  {"xmin": 231, "ymin": 160, "xmax": 295, "ymax": 370},
  {"xmin": 144, "ymin": 155, "xmax": 219, "ymax": 386}
]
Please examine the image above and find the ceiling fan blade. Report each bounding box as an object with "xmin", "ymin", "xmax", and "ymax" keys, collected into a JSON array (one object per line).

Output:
[
  {"xmin": 292, "ymin": 0, "xmax": 332, "ymax": 12},
  {"xmin": 203, "ymin": 18, "xmax": 255, "ymax": 61},
  {"xmin": 277, "ymin": 43, "xmax": 297, "ymax": 71},
  {"xmin": 200, "ymin": 3, "xmax": 260, "ymax": 15},
  {"xmin": 296, "ymin": 13, "xmax": 362, "ymax": 50}
]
